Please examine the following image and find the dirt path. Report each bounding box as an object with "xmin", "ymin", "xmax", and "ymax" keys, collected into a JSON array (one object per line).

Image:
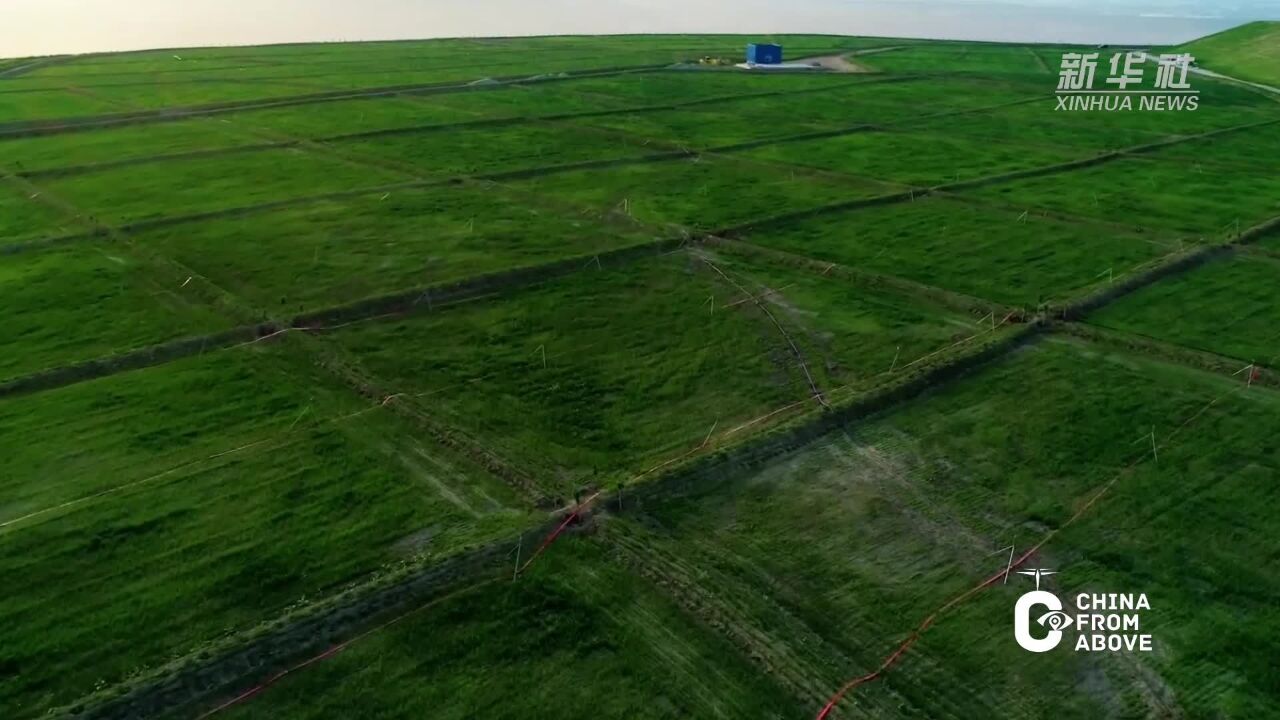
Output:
[
  {"xmin": 1189, "ymin": 65, "xmax": 1280, "ymax": 97},
  {"xmin": 798, "ymin": 45, "xmax": 909, "ymax": 73},
  {"xmin": 793, "ymin": 54, "xmax": 872, "ymax": 73},
  {"xmin": 0, "ymin": 57, "xmax": 69, "ymax": 79}
]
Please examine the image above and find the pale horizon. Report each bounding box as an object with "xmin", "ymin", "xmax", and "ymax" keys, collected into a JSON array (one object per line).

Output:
[{"xmin": 3, "ymin": 0, "xmax": 1278, "ymax": 59}]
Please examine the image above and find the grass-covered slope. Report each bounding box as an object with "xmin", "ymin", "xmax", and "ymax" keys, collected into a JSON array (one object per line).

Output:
[{"xmin": 1182, "ymin": 21, "xmax": 1280, "ymax": 87}]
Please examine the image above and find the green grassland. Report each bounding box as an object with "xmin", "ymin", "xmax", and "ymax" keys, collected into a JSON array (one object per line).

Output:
[
  {"xmin": 225, "ymin": 541, "xmax": 797, "ymax": 720},
  {"xmin": 506, "ymin": 155, "xmax": 886, "ymax": 231},
  {"xmin": 1090, "ymin": 254, "xmax": 1280, "ymax": 362},
  {"xmin": 861, "ymin": 43, "xmax": 1063, "ymax": 75},
  {"xmin": 964, "ymin": 154, "xmax": 1280, "ymax": 236},
  {"xmin": 735, "ymin": 196, "xmax": 1172, "ymax": 306},
  {"xmin": 708, "ymin": 75, "xmax": 1046, "ymax": 125},
  {"xmin": 2, "ymin": 26, "xmax": 1280, "ymax": 720},
  {"xmin": 530, "ymin": 70, "xmax": 861, "ymax": 105},
  {"xmin": 334, "ymin": 122, "xmax": 656, "ymax": 177},
  {"xmin": 0, "ymin": 184, "xmax": 83, "ymax": 242},
  {"xmin": 129, "ymin": 183, "xmax": 659, "ymax": 314},
  {"xmin": 1140, "ymin": 119, "xmax": 1280, "ymax": 171},
  {"xmin": 564, "ymin": 76, "xmax": 1046, "ymax": 148},
  {"xmin": 608, "ymin": 338, "xmax": 1280, "ymax": 718},
  {"xmin": 0, "ymin": 346, "xmax": 532, "ymax": 715},
  {"xmin": 329, "ymin": 251, "xmax": 976, "ymax": 497},
  {"xmin": 223, "ymin": 338, "xmax": 1280, "ymax": 719},
  {"xmin": 72, "ymin": 80, "xmax": 327, "ymax": 111},
  {"xmin": 2, "ymin": 121, "xmax": 255, "ymax": 173},
  {"xmin": 1181, "ymin": 21, "xmax": 1280, "ymax": 86},
  {"xmin": 43, "ymin": 148, "xmax": 404, "ymax": 223},
  {"xmin": 0, "ymin": 244, "xmax": 231, "ymax": 381},
  {"xmin": 0, "ymin": 35, "xmax": 913, "ymax": 124},
  {"xmin": 0, "ymin": 89, "xmax": 121, "ymax": 123},
  {"xmin": 740, "ymin": 128, "xmax": 1078, "ymax": 186}
]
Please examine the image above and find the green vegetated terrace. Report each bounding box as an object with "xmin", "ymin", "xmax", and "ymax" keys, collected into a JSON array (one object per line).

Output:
[
  {"xmin": 0, "ymin": 345, "xmax": 533, "ymax": 715},
  {"xmin": 129, "ymin": 183, "xmax": 661, "ymax": 314},
  {"xmin": 616, "ymin": 338, "xmax": 1280, "ymax": 719},
  {"xmin": 224, "ymin": 541, "xmax": 798, "ymax": 720},
  {"xmin": 504, "ymin": 154, "xmax": 886, "ymax": 231},
  {"xmin": 0, "ymin": 244, "xmax": 231, "ymax": 382},
  {"xmin": 327, "ymin": 250, "xmax": 980, "ymax": 500},
  {"xmin": 0, "ymin": 184, "xmax": 85, "ymax": 243},
  {"xmin": 40, "ymin": 148, "xmax": 406, "ymax": 224},
  {"xmin": 962, "ymin": 151, "xmax": 1280, "ymax": 237},
  {"xmin": 2, "ymin": 26, "xmax": 1279, "ymax": 720},
  {"xmin": 1090, "ymin": 253, "xmax": 1280, "ymax": 363},
  {"xmin": 735, "ymin": 195, "xmax": 1173, "ymax": 307},
  {"xmin": 222, "ymin": 338, "xmax": 1280, "ymax": 719}
]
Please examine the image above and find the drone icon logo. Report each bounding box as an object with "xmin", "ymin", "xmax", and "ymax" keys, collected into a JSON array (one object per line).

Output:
[{"xmin": 1014, "ymin": 568, "xmax": 1073, "ymax": 652}]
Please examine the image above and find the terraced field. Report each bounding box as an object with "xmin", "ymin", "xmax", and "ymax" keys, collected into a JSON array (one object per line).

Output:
[{"xmin": 2, "ymin": 29, "xmax": 1278, "ymax": 720}]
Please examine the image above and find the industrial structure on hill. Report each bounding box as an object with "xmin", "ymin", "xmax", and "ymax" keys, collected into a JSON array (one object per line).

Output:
[{"xmin": 746, "ymin": 43, "xmax": 783, "ymax": 64}]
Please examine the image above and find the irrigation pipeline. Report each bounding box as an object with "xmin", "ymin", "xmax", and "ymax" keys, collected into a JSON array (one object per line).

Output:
[
  {"xmin": 813, "ymin": 360, "xmax": 1257, "ymax": 720},
  {"xmin": 515, "ymin": 490, "xmax": 603, "ymax": 576}
]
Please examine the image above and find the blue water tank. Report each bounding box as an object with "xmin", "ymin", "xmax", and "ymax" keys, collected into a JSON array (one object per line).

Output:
[{"xmin": 746, "ymin": 43, "xmax": 783, "ymax": 65}]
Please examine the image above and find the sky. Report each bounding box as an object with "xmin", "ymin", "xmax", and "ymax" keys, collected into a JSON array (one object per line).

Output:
[{"xmin": 2, "ymin": 0, "xmax": 1278, "ymax": 58}]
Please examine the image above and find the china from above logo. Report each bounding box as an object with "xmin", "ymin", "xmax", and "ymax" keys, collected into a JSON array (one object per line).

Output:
[
  {"xmin": 1056, "ymin": 51, "xmax": 1198, "ymax": 112},
  {"xmin": 1013, "ymin": 568, "xmax": 1154, "ymax": 653}
]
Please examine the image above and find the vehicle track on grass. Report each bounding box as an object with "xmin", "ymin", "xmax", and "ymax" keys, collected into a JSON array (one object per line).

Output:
[
  {"xmin": 0, "ymin": 57, "xmax": 74, "ymax": 79},
  {"xmin": 608, "ymin": 523, "xmax": 864, "ymax": 708}
]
